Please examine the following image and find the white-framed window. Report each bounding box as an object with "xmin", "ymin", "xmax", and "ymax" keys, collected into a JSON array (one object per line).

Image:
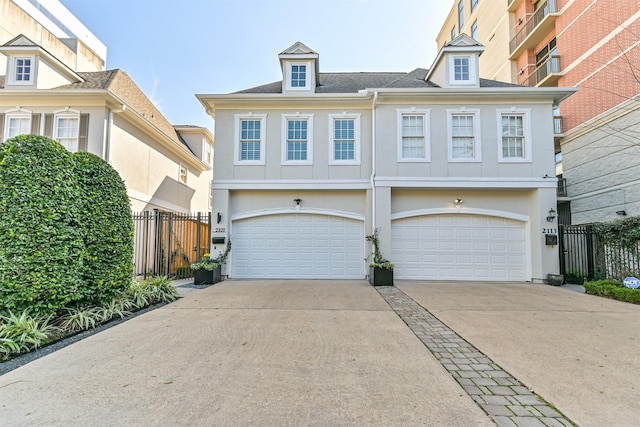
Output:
[
  {"xmin": 9, "ymin": 56, "xmax": 35, "ymax": 85},
  {"xmin": 234, "ymin": 114, "xmax": 266, "ymax": 165},
  {"xmin": 458, "ymin": 0, "xmax": 464, "ymax": 29},
  {"xmin": 285, "ymin": 62, "xmax": 312, "ymax": 91},
  {"xmin": 449, "ymin": 55, "xmax": 477, "ymax": 86},
  {"xmin": 179, "ymin": 163, "xmax": 188, "ymax": 184},
  {"xmin": 329, "ymin": 113, "xmax": 360, "ymax": 165},
  {"xmin": 471, "ymin": 0, "xmax": 479, "ymax": 13},
  {"xmin": 3, "ymin": 109, "xmax": 32, "ymax": 141},
  {"xmin": 281, "ymin": 113, "xmax": 313, "ymax": 165},
  {"xmin": 397, "ymin": 109, "xmax": 430, "ymax": 162},
  {"xmin": 448, "ymin": 109, "xmax": 481, "ymax": 162},
  {"xmin": 204, "ymin": 141, "xmax": 213, "ymax": 166},
  {"xmin": 497, "ymin": 109, "xmax": 532, "ymax": 162},
  {"xmin": 53, "ymin": 110, "xmax": 80, "ymax": 152}
]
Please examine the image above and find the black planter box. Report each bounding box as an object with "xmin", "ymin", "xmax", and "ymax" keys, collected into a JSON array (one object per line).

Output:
[
  {"xmin": 193, "ymin": 265, "xmax": 222, "ymax": 286},
  {"xmin": 369, "ymin": 266, "xmax": 394, "ymax": 286}
]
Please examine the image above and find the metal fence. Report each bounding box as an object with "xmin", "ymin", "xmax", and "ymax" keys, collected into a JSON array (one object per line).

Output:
[
  {"xmin": 559, "ymin": 224, "xmax": 640, "ymax": 282},
  {"xmin": 133, "ymin": 211, "xmax": 211, "ymax": 279}
]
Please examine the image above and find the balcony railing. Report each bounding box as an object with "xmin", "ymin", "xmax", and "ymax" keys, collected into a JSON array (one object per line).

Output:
[
  {"xmin": 554, "ymin": 116, "xmax": 564, "ymax": 135},
  {"xmin": 522, "ymin": 55, "xmax": 561, "ymax": 87},
  {"xmin": 510, "ymin": 0, "xmax": 558, "ymax": 54},
  {"xmin": 557, "ymin": 177, "xmax": 567, "ymax": 197}
]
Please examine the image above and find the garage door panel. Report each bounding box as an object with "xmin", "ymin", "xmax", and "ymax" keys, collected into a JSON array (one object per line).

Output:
[
  {"xmin": 392, "ymin": 214, "xmax": 527, "ymax": 281},
  {"xmin": 233, "ymin": 214, "xmax": 364, "ymax": 279}
]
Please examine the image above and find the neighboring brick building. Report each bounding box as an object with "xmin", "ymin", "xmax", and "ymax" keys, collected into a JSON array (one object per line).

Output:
[{"xmin": 436, "ymin": 0, "xmax": 640, "ymax": 224}]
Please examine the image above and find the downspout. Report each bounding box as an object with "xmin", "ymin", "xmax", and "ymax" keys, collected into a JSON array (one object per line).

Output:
[{"xmin": 370, "ymin": 90, "xmax": 378, "ymax": 232}]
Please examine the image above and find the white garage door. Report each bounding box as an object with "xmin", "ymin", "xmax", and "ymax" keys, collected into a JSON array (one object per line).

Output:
[
  {"xmin": 391, "ymin": 214, "xmax": 527, "ymax": 281},
  {"xmin": 232, "ymin": 214, "xmax": 364, "ymax": 279}
]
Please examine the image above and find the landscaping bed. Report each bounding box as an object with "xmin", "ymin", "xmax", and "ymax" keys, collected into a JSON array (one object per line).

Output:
[{"xmin": 583, "ymin": 280, "xmax": 640, "ymax": 304}]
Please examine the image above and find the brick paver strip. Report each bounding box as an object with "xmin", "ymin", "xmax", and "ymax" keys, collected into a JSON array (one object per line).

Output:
[{"xmin": 376, "ymin": 286, "xmax": 576, "ymax": 427}]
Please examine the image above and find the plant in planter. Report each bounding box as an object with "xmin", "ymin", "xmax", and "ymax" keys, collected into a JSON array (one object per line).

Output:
[
  {"xmin": 190, "ymin": 240, "xmax": 232, "ymax": 286},
  {"xmin": 190, "ymin": 254, "xmax": 220, "ymax": 286},
  {"xmin": 365, "ymin": 228, "xmax": 394, "ymax": 286}
]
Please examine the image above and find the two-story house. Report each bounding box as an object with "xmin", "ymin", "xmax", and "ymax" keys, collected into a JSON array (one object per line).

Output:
[{"xmin": 198, "ymin": 37, "xmax": 575, "ymax": 283}]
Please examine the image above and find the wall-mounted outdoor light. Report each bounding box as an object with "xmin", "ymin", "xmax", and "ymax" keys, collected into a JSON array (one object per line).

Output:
[
  {"xmin": 546, "ymin": 208, "xmax": 557, "ymax": 222},
  {"xmin": 217, "ymin": 212, "xmax": 222, "ymax": 224},
  {"xmin": 454, "ymin": 198, "xmax": 463, "ymax": 205},
  {"xmin": 616, "ymin": 210, "xmax": 627, "ymax": 216},
  {"xmin": 294, "ymin": 198, "xmax": 302, "ymax": 206}
]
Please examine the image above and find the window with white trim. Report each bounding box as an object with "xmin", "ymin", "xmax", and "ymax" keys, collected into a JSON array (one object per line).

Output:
[
  {"xmin": 471, "ymin": 20, "xmax": 478, "ymax": 41},
  {"xmin": 329, "ymin": 114, "xmax": 360, "ymax": 164},
  {"xmin": 454, "ymin": 57, "xmax": 470, "ymax": 81},
  {"xmin": 471, "ymin": 0, "xmax": 479, "ymax": 13},
  {"xmin": 498, "ymin": 110, "xmax": 531, "ymax": 162},
  {"xmin": 53, "ymin": 112, "xmax": 80, "ymax": 152},
  {"xmin": 4, "ymin": 111, "xmax": 31, "ymax": 140},
  {"xmin": 285, "ymin": 62, "xmax": 312, "ymax": 91},
  {"xmin": 397, "ymin": 109, "xmax": 430, "ymax": 161},
  {"xmin": 448, "ymin": 110, "xmax": 481, "ymax": 161},
  {"xmin": 234, "ymin": 114, "xmax": 266, "ymax": 165},
  {"xmin": 458, "ymin": 1, "xmax": 464, "ymax": 29},
  {"xmin": 451, "ymin": 26, "xmax": 456, "ymax": 40},
  {"xmin": 10, "ymin": 56, "xmax": 34, "ymax": 85},
  {"xmin": 204, "ymin": 141, "xmax": 213, "ymax": 166},
  {"xmin": 282, "ymin": 114, "xmax": 313, "ymax": 164},
  {"xmin": 448, "ymin": 55, "xmax": 477, "ymax": 86},
  {"xmin": 179, "ymin": 163, "xmax": 188, "ymax": 184}
]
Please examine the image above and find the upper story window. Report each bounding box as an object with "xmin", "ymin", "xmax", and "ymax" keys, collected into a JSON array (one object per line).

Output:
[
  {"xmin": 329, "ymin": 114, "xmax": 360, "ymax": 165},
  {"xmin": 204, "ymin": 141, "xmax": 213, "ymax": 166},
  {"xmin": 454, "ymin": 57, "xmax": 470, "ymax": 81},
  {"xmin": 234, "ymin": 114, "xmax": 266, "ymax": 165},
  {"xmin": 179, "ymin": 164, "xmax": 188, "ymax": 184},
  {"xmin": 291, "ymin": 65, "xmax": 307, "ymax": 87},
  {"xmin": 448, "ymin": 109, "xmax": 481, "ymax": 162},
  {"xmin": 397, "ymin": 109, "xmax": 430, "ymax": 162},
  {"xmin": 9, "ymin": 56, "xmax": 35, "ymax": 85},
  {"xmin": 471, "ymin": 0, "xmax": 479, "ymax": 13},
  {"xmin": 282, "ymin": 114, "xmax": 313, "ymax": 164},
  {"xmin": 285, "ymin": 62, "xmax": 312, "ymax": 91},
  {"xmin": 451, "ymin": 26, "xmax": 456, "ymax": 40},
  {"xmin": 498, "ymin": 110, "xmax": 531, "ymax": 162},
  {"xmin": 54, "ymin": 112, "xmax": 80, "ymax": 152},
  {"xmin": 471, "ymin": 20, "xmax": 478, "ymax": 41},
  {"xmin": 458, "ymin": 1, "xmax": 464, "ymax": 29},
  {"xmin": 4, "ymin": 109, "xmax": 32, "ymax": 140}
]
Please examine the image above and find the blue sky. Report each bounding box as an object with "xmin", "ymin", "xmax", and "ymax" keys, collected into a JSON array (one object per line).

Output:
[{"xmin": 60, "ymin": 0, "xmax": 454, "ymax": 130}]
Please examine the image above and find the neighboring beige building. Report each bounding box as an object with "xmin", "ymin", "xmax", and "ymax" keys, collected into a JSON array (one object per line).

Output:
[
  {"xmin": 437, "ymin": 0, "xmax": 640, "ymax": 225},
  {"xmin": 198, "ymin": 39, "xmax": 574, "ymax": 282},
  {"xmin": 0, "ymin": 0, "xmax": 213, "ymax": 213}
]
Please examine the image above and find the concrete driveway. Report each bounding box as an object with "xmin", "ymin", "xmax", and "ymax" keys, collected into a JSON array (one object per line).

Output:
[
  {"xmin": 0, "ymin": 280, "xmax": 492, "ymax": 426},
  {"xmin": 397, "ymin": 281, "xmax": 640, "ymax": 427}
]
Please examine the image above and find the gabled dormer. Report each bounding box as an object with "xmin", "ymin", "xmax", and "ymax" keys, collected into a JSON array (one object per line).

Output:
[
  {"xmin": 426, "ymin": 34, "xmax": 484, "ymax": 89},
  {"xmin": 0, "ymin": 35, "xmax": 84, "ymax": 90},
  {"xmin": 278, "ymin": 42, "xmax": 319, "ymax": 94}
]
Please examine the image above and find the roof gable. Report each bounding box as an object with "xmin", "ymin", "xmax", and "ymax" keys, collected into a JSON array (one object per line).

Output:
[
  {"xmin": 279, "ymin": 41, "xmax": 317, "ymax": 56},
  {"xmin": 2, "ymin": 34, "xmax": 38, "ymax": 47},
  {"xmin": 446, "ymin": 33, "xmax": 483, "ymax": 48}
]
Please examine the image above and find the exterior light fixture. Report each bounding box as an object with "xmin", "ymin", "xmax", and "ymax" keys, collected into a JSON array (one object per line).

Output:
[
  {"xmin": 294, "ymin": 198, "xmax": 302, "ymax": 206},
  {"xmin": 217, "ymin": 212, "xmax": 222, "ymax": 224},
  {"xmin": 454, "ymin": 198, "xmax": 463, "ymax": 204},
  {"xmin": 546, "ymin": 208, "xmax": 557, "ymax": 222},
  {"xmin": 616, "ymin": 210, "xmax": 627, "ymax": 216}
]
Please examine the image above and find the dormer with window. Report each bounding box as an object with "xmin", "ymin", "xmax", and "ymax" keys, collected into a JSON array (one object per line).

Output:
[
  {"xmin": 0, "ymin": 35, "xmax": 84, "ymax": 90},
  {"xmin": 278, "ymin": 42, "xmax": 319, "ymax": 94},
  {"xmin": 426, "ymin": 34, "xmax": 484, "ymax": 88}
]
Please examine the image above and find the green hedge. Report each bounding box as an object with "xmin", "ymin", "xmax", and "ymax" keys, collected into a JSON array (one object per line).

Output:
[
  {"xmin": 0, "ymin": 135, "xmax": 86, "ymax": 315},
  {"xmin": 583, "ymin": 280, "xmax": 640, "ymax": 304},
  {"xmin": 0, "ymin": 135, "xmax": 135, "ymax": 316},
  {"xmin": 74, "ymin": 152, "xmax": 134, "ymax": 306}
]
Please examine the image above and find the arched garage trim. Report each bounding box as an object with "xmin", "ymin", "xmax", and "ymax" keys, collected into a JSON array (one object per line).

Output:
[
  {"xmin": 390, "ymin": 208, "xmax": 532, "ymax": 281},
  {"xmin": 231, "ymin": 208, "xmax": 366, "ymax": 222},
  {"xmin": 391, "ymin": 208, "xmax": 530, "ymax": 223}
]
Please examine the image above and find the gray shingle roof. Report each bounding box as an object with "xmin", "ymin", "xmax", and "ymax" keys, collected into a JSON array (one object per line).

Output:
[{"xmin": 234, "ymin": 68, "xmax": 519, "ymax": 94}]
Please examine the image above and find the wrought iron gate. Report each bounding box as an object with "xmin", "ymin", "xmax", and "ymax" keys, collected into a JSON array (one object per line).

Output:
[{"xmin": 133, "ymin": 211, "xmax": 211, "ymax": 279}]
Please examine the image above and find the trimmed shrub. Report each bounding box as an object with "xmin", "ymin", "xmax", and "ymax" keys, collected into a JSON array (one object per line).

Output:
[
  {"xmin": 0, "ymin": 135, "xmax": 86, "ymax": 316},
  {"xmin": 74, "ymin": 152, "xmax": 134, "ymax": 306},
  {"xmin": 584, "ymin": 279, "xmax": 640, "ymax": 304}
]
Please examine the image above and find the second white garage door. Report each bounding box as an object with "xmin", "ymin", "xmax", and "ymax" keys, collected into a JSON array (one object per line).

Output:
[
  {"xmin": 391, "ymin": 214, "xmax": 528, "ymax": 281},
  {"xmin": 232, "ymin": 214, "xmax": 364, "ymax": 279}
]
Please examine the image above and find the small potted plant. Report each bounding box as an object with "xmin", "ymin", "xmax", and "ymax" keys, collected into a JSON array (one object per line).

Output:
[
  {"xmin": 366, "ymin": 228, "xmax": 394, "ymax": 286},
  {"xmin": 190, "ymin": 253, "xmax": 220, "ymax": 286}
]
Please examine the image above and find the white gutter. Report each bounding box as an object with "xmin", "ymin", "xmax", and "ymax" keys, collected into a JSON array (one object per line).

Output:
[{"xmin": 370, "ymin": 91, "xmax": 378, "ymax": 232}]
